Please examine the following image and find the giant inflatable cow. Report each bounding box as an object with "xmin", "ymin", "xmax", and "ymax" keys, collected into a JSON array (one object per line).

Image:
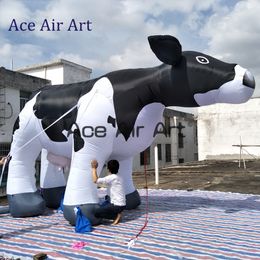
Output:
[{"xmin": 7, "ymin": 35, "xmax": 255, "ymax": 225}]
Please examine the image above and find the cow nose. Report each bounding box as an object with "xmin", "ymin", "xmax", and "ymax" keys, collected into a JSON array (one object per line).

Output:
[{"xmin": 243, "ymin": 70, "xmax": 255, "ymax": 89}]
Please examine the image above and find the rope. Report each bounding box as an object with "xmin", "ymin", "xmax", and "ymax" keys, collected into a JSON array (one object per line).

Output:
[
  {"xmin": 127, "ymin": 150, "xmax": 149, "ymax": 249},
  {"xmin": 0, "ymin": 88, "xmax": 98, "ymax": 188},
  {"xmin": 0, "ymin": 105, "xmax": 77, "ymax": 188},
  {"xmin": 16, "ymin": 104, "xmax": 78, "ymax": 155}
]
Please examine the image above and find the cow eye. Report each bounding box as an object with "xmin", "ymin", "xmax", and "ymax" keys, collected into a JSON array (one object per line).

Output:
[{"xmin": 196, "ymin": 56, "xmax": 209, "ymax": 64}]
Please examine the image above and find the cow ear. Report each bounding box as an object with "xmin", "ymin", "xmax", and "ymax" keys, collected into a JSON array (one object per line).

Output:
[{"xmin": 148, "ymin": 35, "xmax": 182, "ymax": 66}]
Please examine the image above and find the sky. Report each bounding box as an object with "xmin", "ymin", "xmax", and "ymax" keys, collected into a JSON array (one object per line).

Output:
[{"xmin": 0, "ymin": 0, "xmax": 259, "ymax": 106}]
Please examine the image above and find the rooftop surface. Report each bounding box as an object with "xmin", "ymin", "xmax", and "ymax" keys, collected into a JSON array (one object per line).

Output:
[
  {"xmin": 17, "ymin": 58, "xmax": 92, "ymax": 73},
  {"xmin": 133, "ymin": 159, "xmax": 260, "ymax": 194}
]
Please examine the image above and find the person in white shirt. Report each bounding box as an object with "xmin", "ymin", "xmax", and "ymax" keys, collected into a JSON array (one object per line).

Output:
[{"xmin": 91, "ymin": 159, "xmax": 126, "ymax": 225}]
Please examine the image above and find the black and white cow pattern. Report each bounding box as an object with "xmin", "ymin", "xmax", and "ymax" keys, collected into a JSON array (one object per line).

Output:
[{"xmin": 7, "ymin": 35, "xmax": 255, "ymax": 224}]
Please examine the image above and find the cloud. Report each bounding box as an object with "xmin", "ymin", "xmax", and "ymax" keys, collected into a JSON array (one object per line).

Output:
[
  {"xmin": 201, "ymin": 0, "xmax": 260, "ymax": 96},
  {"xmin": 1, "ymin": 44, "xmax": 43, "ymax": 70},
  {"xmin": 40, "ymin": 0, "xmax": 218, "ymax": 77},
  {"xmin": 0, "ymin": 0, "xmax": 31, "ymax": 29},
  {"xmin": 54, "ymin": 40, "xmax": 156, "ymax": 78},
  {"xmin": 0, "ymin": 31, "xmax": 43, "ymax": 70},
  {"xmin": 0, "ymin": 0, "xmax": 217, "ymax": 72},
  {"xmin": 123, "ymin": 0, "xmax": 217, "ymax": 16}
]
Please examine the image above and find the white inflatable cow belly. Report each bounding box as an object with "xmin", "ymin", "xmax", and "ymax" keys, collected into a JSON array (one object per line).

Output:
[{"xmin": 111, "ymin": 102, "xmax": 164, "ymax": 160}]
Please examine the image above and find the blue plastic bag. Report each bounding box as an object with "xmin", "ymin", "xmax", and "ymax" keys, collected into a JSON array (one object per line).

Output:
[{"xmin": 75, "ymin": 207, "xmax": 93, "ymax": 233}]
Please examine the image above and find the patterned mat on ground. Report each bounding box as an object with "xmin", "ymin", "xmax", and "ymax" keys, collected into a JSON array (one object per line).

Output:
[{"xmin": 0, "ymin": 189, "xmax": 260, "ymax": 259}]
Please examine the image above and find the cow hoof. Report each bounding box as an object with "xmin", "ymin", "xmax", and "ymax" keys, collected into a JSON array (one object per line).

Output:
[
  {"xmin": 63, "ymin": 204, "xmax": 102, "ymax": 226},
  {"xmin": 126, "ymin": 190, "xmax": 141, "ymax": 209},
  {"xmin": 41, "ymin": 186, "xmax": 65, "ymax": 209},
  {"xmin": 8, "ymin": 191, "xmax": 46, "ymax": 217}
]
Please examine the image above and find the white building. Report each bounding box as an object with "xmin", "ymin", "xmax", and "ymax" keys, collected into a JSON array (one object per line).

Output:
[
  {"xmin": 17, "ymin": 59, "xmax": 92, "ymax": 84},
  {"xmin": 197, "ymin": 97, "xmax": 260, "ymax": 160},
  {"xmin": 133, "ymin": 109, "xmax": 197, "ymax": 171},
  {"xmin": 0, "ymin": 67, "xmax": 49, "ymax": 149}
]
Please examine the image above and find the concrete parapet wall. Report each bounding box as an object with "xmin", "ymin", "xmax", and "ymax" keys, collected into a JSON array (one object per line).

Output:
[{"xmin": 0, "ymin": 67, "xmax": 50, "ymax": 91}]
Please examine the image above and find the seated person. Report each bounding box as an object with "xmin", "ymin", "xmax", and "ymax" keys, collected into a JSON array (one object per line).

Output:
[{"xmin": 91, "ymin": 159, "xmax": 126, "ymax": 225}]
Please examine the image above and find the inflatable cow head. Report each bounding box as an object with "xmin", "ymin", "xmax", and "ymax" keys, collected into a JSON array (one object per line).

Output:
[{"xmin": 148, "ymin": 35, "xmax": 255, "ymax": 107}]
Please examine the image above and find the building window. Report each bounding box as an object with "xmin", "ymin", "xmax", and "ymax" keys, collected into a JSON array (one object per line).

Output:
[
  {"xmin": 177, "ymin": 122, "xmax": 185, "ymax": 148},
  {"xmin": 194, "ymin": 124, "xmax": 198, "ymax": 146},
  {"xmin": 157, "ymin": 144, "xmax": 162, "ymax": 160},
  {"xmin": 140, "ymin": 147, "xmax": 151, "ymax": 165},
  {"xmin": 165, "ymin": 144, "xmax": 171, "ymax": 162},
  {"xmin": 20, "ymin": 90, "xmax": 32, "ymax": 111},
  {"xmin": 178, "ymin": 133, "xmax": 184, "ymax": 148},
  {"xmin": 0, "ymin": 143, "xmax": 11, "ymax": 156},
  {"xmin": 179, "ymin": 158, "xmax": 184, "ymax": 164},
  {"xmin": 164, "ymin": 116, "xmax": 171, "ymax": 136}
]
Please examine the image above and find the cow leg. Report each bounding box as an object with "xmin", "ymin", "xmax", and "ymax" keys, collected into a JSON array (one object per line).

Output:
[
  {"xmin": 118, "ymin": 157, "xmax": 141, "ymax": 209},
  {"xmin": 63, "ymin": 152, "xmax": 107, "ymax": 226},
  {"xmin": 40, "ymin": 149, "xmax": 66, "ymax": 209},
  {"xmin": 7, "ymin": 98, "xmax": 45, "ymax": 217},
  {"xmin": 63, "ymin": 89, "xmax": 116, "ymax": 226}
]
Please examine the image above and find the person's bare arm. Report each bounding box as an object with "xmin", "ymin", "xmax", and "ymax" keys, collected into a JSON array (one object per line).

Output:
[
  {"xmin": 91, "ymin": 160, "xmax": 98, "ymax": 183},
  {"xmin": 0, "ymin": 157, "xmax": 6, "ymax": 166}
]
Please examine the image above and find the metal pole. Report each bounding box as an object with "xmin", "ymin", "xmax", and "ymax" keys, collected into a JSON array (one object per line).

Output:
[
  {"xmin": 154, "ymin": 145, "xmax": 159, "ymax": 185},
  {"xmin": 239, "ymin": 137, "xmax": 241, "ymax": 168}
]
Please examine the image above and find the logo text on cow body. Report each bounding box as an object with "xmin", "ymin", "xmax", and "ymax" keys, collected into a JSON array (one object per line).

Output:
[{"xmin": 79, "ymin": 122, "xmax": 185, "ymax": 138}]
